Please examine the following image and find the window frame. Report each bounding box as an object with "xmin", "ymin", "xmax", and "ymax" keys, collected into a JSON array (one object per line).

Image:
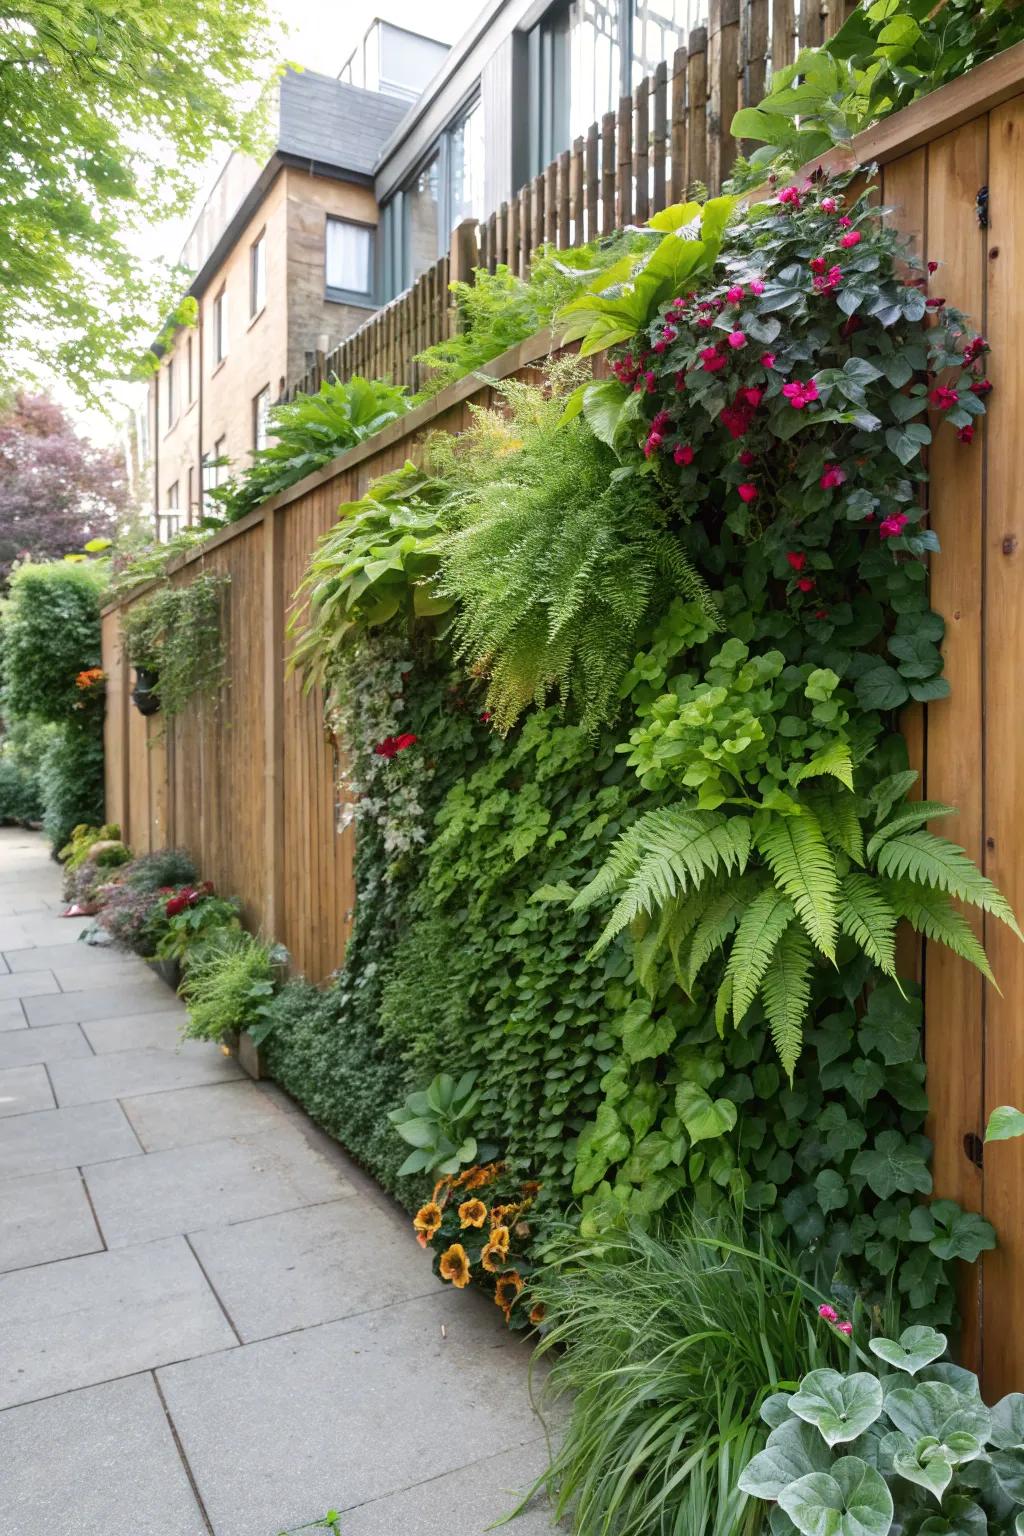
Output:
[
  {"xmin": 252, "ymin": 384, "xmax": 271, "ymax": 452},
  {"xmin": 213, "ymin": 286, "xmax": 228, "ymax": 364},
  {"xmin": 164, "ymin": 356, "xmax": 175, "ymax": 430},
  {"xmin": 385, "ymin": 88, "xmax": 483, "ymax": 299},
  {"xmin": 250, "ymin": 230, "xmax": 267, "ymax": 319},
  {"xmin": 186, "ymin": 333, "xmax": 194, "ymax": 405},
  {"xmin": 324, "ymin": 216, "xmax": 376, "ymax": 307}
]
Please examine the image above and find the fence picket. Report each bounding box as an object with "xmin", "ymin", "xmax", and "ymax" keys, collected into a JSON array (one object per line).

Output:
[
  {"xmin": 616, "ymin": 93, "xmax": 633, "ymax": 226},
  {"xmin": 635, "ymin": 75, "xmax": 651, "ymax": 223},
  {"xmin": 601, "ymin": 111, "xmax": 616, "ymax": 235}
]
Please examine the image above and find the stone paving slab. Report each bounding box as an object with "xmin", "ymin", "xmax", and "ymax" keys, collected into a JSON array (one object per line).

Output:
[
  {"xmin": 121, "ymin": 1078, "xmax": 289, "ymax": 1151},
  {"xmin": 342, "ymin": 1441, "xmax": 560, "ymax": 1536},
  {"xmin": 48, "ymin": 1042, "xmax": 242, "ymax": 1107},
  {"xmin": 0, "ymin": 1236, "xmax": 237, "ymax": 1408},
  {"xmin": 158, "ymin": 1291, "xmax": 547, "ymax": 1536},
  {"xmin": 5, "ymin": 941, "xmax": 134, "ymax": 973},
  {"xmin": 0, "ymin": 1167, "xmax": 102, "ymax": 1273},
  {"xmin": 6, "ymin": 915, "xmax": 94, "ymax": 947},
  {"xmin": 0, "ymin": 999, "xmax": 27, "ymax": 1031},
  {"xmin": 189, "ymin": 1197, "xmax": 438, "ymax": 1342},
  {"xmin": 82, "ymin": 1009, "xmax": 189, "ymax": 1054},
  {"xmin": 52, "ymin": 960, "xmax": 172, "ymax": 993},
  {"xmin": 23, "ymin": 979, "xmax": 185, "ymax": 1027},
  {"xmin": 0, "ymin": 1021, "xmax": 92, "ymax": 1069},
  {"xmin": 85, "ymin": 1122, "xmax": 352, "ymax": 1247},
  {"xmin": 0, "ymin": 1100, "xmax": 142, "ymax": 1177},
  {"xmin": 0, "ymin": 969, "xmax": 59, "ymax": 1002},
  {"xmin": 0, "ymin": 1062, "xmax": 55, "ymax": 1117},
  {"xmin": 0, "ymin": 1374, "xmax": 208, "ymax": 1536}
]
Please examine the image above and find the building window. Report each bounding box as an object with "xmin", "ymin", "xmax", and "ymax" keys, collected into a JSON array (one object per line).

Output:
[
  {"xmin": 213, "ymin": 287, "xmax": 228, "ymax": 363},
  {"xmin": 202, "ymin": 436, "xmax": 228, "ymax": 515},
  {"xmin": 253, "ymin": 385, "xmax": 271, "ymax": 452},
  {"xmin": 159, "ymin": 481, "xmax": 182, "ymax": 542},
  {"xmin": 448, "ymin": 97, "xmax": 485, "ymax": 229},
  {"xmin": 165, "ymin": 358, "xmax": 175, "ymax": 429},
  {"xmin": 187, "ymin": 464, "xmax": 195, "ymax": 521},
  {"xmin": 250, "ymin": 232, "xmax": 266, "ymax": 317},
  {"xmin": 384, "ymin": 95, "xmax": 485, "ymax": 297},
  {"xmin": 325, "ymin": 218, "xmax": 374, "ymax": 302},
  {"xmin": 186, "ymin": 334, "xmax": 194, "ymax": 404}
]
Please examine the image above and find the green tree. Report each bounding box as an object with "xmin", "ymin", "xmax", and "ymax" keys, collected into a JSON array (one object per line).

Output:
[{"xmin": 0, "ymin": 0, "xmax": 281, "ymax": 396}]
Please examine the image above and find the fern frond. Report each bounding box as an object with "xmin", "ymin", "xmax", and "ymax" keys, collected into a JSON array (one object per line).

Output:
[
  {"xmin": 632, "ymin": 887, "xmax": 712, "ymax": 996},
  {"xmin": 726, "ymin": 886, "xmax": 795, "ymax": 1023},
  {"xmin": 791, "ymin": 740, "xmax": 855, "ymax": 792},
  {"xmin": 884, "ymin": 879, "xmax": 997, "ymax": 986},
  {"xmin": 865, "ymin": 801, "xmax": 956, "ymax": 861},
  {"xmin": 760, "ymin": 925, "xmax": 815, "ymax": 1078},
  {"xmin": 683, "ymin": 875, "xmax": 763, "ymax": 991},
  {"xmin": 577, "ymin": 808, "xmax": 751, "ymax": 953},
  {"xmin": 756, "ymin": 810, "xmax": 839, "ymax": 960},
  {"xmin": 838, "ymin": 873, "xmax": 897, "ymax": 976},
  {"xmin": 802, "ymin": 784, "xmax": 865, "ymax": 866},
  {"xmin": 874, "ymin": 830, "xmax": 1023, "ymax": 939}
]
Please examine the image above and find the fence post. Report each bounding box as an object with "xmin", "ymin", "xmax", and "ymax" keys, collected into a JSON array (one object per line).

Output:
[
  {"xmin": 687, "ymin": 28, "xmax": 709, "ymax": 193},
  {"xmin": 262, "ymin": 506, "xmax": 284, "ymax": 940},
  {"xmin": 708, "ymin": 0, "xmax": 740, "ymax": 192}
]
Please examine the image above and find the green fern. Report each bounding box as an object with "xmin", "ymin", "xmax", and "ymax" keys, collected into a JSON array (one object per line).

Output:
[
  {"xmin": 682, "ymin": 877, "xmax": 759, "ymax": 990},
  {"xmin": 885, "ymin": 879, "xmax": 997, "ymax": 985},
  {"xmin": 874, "ymin": 828, "xmax": 1023, "ymax": 938},
  {"xmin": 760, "ymin": 925, "xmax": 815, "ymax": 1077},
  {"xmin": 865, "ymin": 800, "xmax": 956, "ymax": 860},
  {"xmin": 838, "ymin": 873, "xmax": 897, "ymax": 977},
  {"xmin": 756, "ymin": 811, "xmax": 839, "ymax": 960},
  {"xmin": 803, "ymin": 784, "xmax": 865, "ymax": 865},
  {"xmin": 725, "ymin": 886, "xmax": 794, "ymax": 1023}
]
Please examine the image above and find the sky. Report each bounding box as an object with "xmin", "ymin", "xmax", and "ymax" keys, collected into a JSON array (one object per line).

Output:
[{"xmin": 71, "ymin": 0, "xmax": 490, "ymax": 447}]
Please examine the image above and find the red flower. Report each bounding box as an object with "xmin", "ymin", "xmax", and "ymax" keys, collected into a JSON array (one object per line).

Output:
[
  {"xmin": 643, "ymin": 431, "xmax": 663, "ymax": 458},
  {"xmin": 374, "ymin": 733, "xmax": 419, "ymax": 759},
  {"xmin": 782, "ymin": 379, "xmax": 819, "ymax": 410},
  {"xmin": 927, "ymin": 260, "xmax": 939, "ymax": 274},
  {"xmin": 674, "ymin": 444, "xmax": 694, "ymax": 465},
  {"xmin": 957, "ymin": 425, "xmax": 975, "ymax": 444},
  {"xmin": 970, "ymin": 379, "xmax": 992, "ymax": 397},
  {"xmin": 741, "ymin": 386, "xmax": 763, "ymax": 408},
  {"xmin": 761, "ymin": 352, "xmax": 777, "ymax": 368},
  {"xmin": 166, "ymin": 894, "xmax": 188, "ymax": 918},
  {"xmin": 820, "ymin": 197, "xmax": 837, "ymax": 214},
  {"xmin": 926, "ymin": 296, "xmax": 945, "ymax": 309},
  {"xmin": 814, "ymin": 609, "xmax": 830, "ymax": 620},
  {"xmin": 879, "ymin": 513, "xmax": 908, "ymax": 540},
  {"xmin": 786, "ymin": 551, "xmax": 807, "ymax": 572},
  {"xmin": 700, "ymin": 346, "xmax": 726, "ymax": 372},
  {"xmin": 778, "ymin": 185, "xmax": 802, "ymax": 206},
  {"xmin": 838, "ymin": 216, "xmax": 852, "ymax": 229},
  {"xmin": 479, "ymin": 711, "xmax": 492, "ymax": 723},
  {"xmin": 930, "ymin": 385, "xmax": 959, "ymax": 410},
  {"xmin": 810, "ymin": 257, "xmax": 827, "ymax": 275},
  {"xmin": 796, "ymin": 576, "xmax": 815, "ymax": 593},
  {"xmin": 963, "ymin": 336, "xmax": 987, "ymax": 364},
  {"xmin": 727, "ymin": 330, "xmax": 747, "ymax": 350},
  {"xmin": 840, "ymin": 230, "xmax": 861, "ymax": 248},
  {"xmin": 737, "ymin": 483, "xmax": 758, "ymax": 503},
  {"xmin": 738, "ymin": 449, "xmax": 756, "ymax": 467},
  {"xmin": 820, "ymin": 463, "xmax": 846, "ymax": 490}
]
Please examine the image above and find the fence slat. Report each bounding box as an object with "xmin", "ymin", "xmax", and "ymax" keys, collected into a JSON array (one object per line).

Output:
[
  {"xmin": 571, "ymin": 136, "xmax": 585, "ymax": 245},
  {"xmin": 601, "ymin": 111, "xmax": 616, "ymax": 235},
  {"xmin": 744, "ymin": 0, "xmax": 769, "ymax": 111},
  {"xmin": 616, "ymin": 93, "xmax": 633, "ymax": 227},
  {"xmin": 772, "ymin": 0, "xmax": 794, "ymax": 74},
  {"xmin": 671, "ymin": 45, "xmax": 689, "ymax": 202},
  {"xmin": 687, "ymin": 28, "xmax": 709, "ymax": 192},
  {"xmin": 517, "ymin": 183, "xmax": 531, "ymax": 278},
  {"xmin": 557, "ymin": 149, "xmax": 572, "ymax": 246},
  {"xmin": 635, "ymin": 75, "xmax": 650, "ymax": 223},
  {"xmin": 530, "ymin": 172, "xmax": 545, "ymax": 272},
  {"xmin": 708, "ymin": 0, "xmax": 740, "ymax": 192},
  {"xmin": 652, "ymin": 61, "xmax": 668, "ymax": 214},
  {"xmin": 585, "ymin": 122, "xmax": 599, "ymax": 241},
  {"xmin": 544, "ymin": 159, "xmax": 559, "ymax": 244}
]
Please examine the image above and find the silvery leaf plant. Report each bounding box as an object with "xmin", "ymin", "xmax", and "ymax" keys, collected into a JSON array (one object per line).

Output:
[{"xmin": 739, "ymin": 1325, "xmax": 1024, "ymax": 1536}]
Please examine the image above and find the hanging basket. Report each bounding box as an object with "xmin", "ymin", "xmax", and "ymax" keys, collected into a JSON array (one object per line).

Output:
[{"xmin": 131, "ymin": 666, "xmax": 161, "ymax": 717}]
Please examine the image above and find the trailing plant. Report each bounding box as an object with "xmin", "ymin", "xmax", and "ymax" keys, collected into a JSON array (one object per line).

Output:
[
  {"xmin": 434, "ymin": 362, "xmax": 720, "ymax": 733},
  {"xmin": 106, "ymin": 523, "xmax": 225, "ymax": 602},
  {"xmin": 389, "ymin": 1071, "xmax": 497, "ymax": 1177},
  {"xmin": 739, "ymin": 1322, "xmax": 1024, "ymax": 1536},
  {"xmin": 411, "ymin": 1161, "xmax": 540, "ymax": 1327},
  {"xmin": 154, "ymin": 889, "xmax": 241, "ymax": 965},
  {"xmin": 180, "ymin": 928, "xmax": 288, "ymax": 1045},
  {"xmin": 730, "ymin": 0, "xmax": 1024, "ymax": 183},
  {"xmin": 211, "ymin": 375, "xmax": 409, "ymax": 523},
  {"xmin": 121, "ymin": 571, "xmax": 229, "ymax": 719},
  {"xmin": 526, "ymin": 1211, "xmax": 846, "ymax": 1536}
]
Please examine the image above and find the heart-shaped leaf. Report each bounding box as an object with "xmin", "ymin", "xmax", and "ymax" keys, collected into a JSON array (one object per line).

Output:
[
  {"xmin": 779, "ymin": 1456, "xmax": 893, "ymax": 1536},
  {"xmin": 885, "ymin": 1381, "xmax": 992, "ymax": 1445},
  {"xmin": 891, "ymin": 1436, "xmax": 954, "ymax": 1503},
  {"xmin": 987, "ymin": 1106, "xmax": 1024, "ymax": 1142},
  {"xmin": 989, "ymin": 1448, "xmax": 1024, "ymax": 1503},
  {"xmin": 789, "ymin": 1370, "xmax": 885, "ymax": 1447},
  {"xmin": 739, "ymin": 1419, "xmax": 835, "ymax": 1499},
  {"xmin": 869, "ymin": 1326, "xmax": 947, "ymax": 1376},
  {"xmin": 992, "ymin": 1394, "xmax": 1024, "ymax": 1451}
]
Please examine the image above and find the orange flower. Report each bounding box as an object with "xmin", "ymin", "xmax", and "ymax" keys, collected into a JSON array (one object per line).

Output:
[
  {"xmin": 491, "ymin": 1202, "xmax": 522, "ymax": 1227},
  {"xmin": 432, "ymin": 1176, "xmax": 453, "ymax": 1206},
  {"xmin": 455, "ymin": 1161, "xmax": 506, "ymax": 1191},
  {"xmin": 75, "ymin": 668, "xmax": 105, "ymax": 690},
  {"xmin": 413, "ymin": 1202, "xmax": 443, "ymax": 1241},
  {"xmin": 439, "ymin": 1243, "xmax": 471, "ymax": 1289},
  {"xmin": 530, "ymin": 1302, "xmax": 546, "ymax": 1327},
  {"xmin": 495, "ymin": 1270, "xmax": 524, "ymax": 1319},
  {"xmin": 458, "ymin": 1198, "xmax": 487, "ymax": 1229},
  {"xmin": 481, "ymin": 1225, "xmax": 510, "ymax": 1273},
  {"xmin": 521, "ymin": 1180, "xmax": 542, "ymax": 1199}
]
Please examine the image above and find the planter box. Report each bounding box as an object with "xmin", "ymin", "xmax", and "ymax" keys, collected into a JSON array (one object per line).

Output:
[
  {"xmin": 222, "ymin": 1029, "xmax": 263, "ymax": 1081},
  {"xmin": 146, "ymin": 957, "xmax": 181, "ymax": 991}
]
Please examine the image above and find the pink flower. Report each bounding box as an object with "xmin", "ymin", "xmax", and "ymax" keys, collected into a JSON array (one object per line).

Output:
[
  {"xmin": 838, "ymin": 216, "xmax": 852, "ymax": 228},
  {"xmin": 778, "ymin": 185, "xmax": 802, "ymax": 206},
  {"xmin": 820, "ymin": 463, "xmax": 846, "ymax": 489},
  {"xmin": 653, "ymin": 339, "xmax": 668, "ymax": 353},
  {"xmin": 726, "ymin": 285, "xmax": 745, "ymax": 303},
  {"xmin": 840, "ymin": 230, "xmax": 861, "ymax": 248},
  {"xmin": 786, "ymin": 551, "xmax": 806, "ymax": 572},
  {"xmin": 738, "ymin": 449, "xmax": 756, "ymax": 467},
  {"xmin": 837, "ymin": 1321, "xmax": 854, "ymax": 1336},
  {"xmin": 674, "ymin": 444, "xmax": 695, "ymax": 465},
  {"xmin": 652, "ymin": 410, "xmax": 671, "ymax": 431},
  {"xmin": 879, "ymin": 513, "xmax": 908, "ymax": 540},
  {"xmin": 741, "ymin": 386, "xmax": 763, "ymax": 408},
  {"xmin": 727, "ymin": 330, "xmax": 747, "ymax": 349},
  {"xmin": 674, "ymin": 371, "xmax": 687, "ymax": 391},
  {"xmin": 810, "ymin": 256, "xmax": 827, "ymax": 275},
  {"xmin": 957, "ymin": 425, "xmax": 975, "ymax": 444},
  {"xmin": 930, "ymin": 385, "xmax": 959, "ymax": 410},
  {"xmin": 971, "ymin": 378, "xmax": 992, "ymax": 397},
  {"xmin": 796, "ymin": 576, "xmax": 815, "ymax": 593},
  {"xmin": 926, "ymin": 296, "xmax": 946, "ymax": 309},
  {"xmin": 820, "ymin": 197, "xmax": 837, "ymax": 214},
  {"xmin": 643, "ymin": 432, "xmax": 663, "ymax": 458},
  {"xmin": 761, "ymin": 352, "xmax": 777, "ymax": 368},
  {"xmin": 644, "ymin": 371, "xmax": 656, "ymax": 393},
  {"xmin": 928, "ymin": 260, "xmax": 939, "ymax": 273},
  {"xmin": 750, "ymin": 278, "xmax": 766, "ymax": 295},
  {"xmin": 818, "ymin": 1304, "xmax": 838, "ymax": 1323},
  {"xmin": 738, "ymin": 483, "xmax": 758, "ymax": 503},
  {"xmin": 701, "ymin": 346, "xmax": 726, "ymax": 372},
  {"xmin": 782, "ymin": 378, "xmax": 819, "ymax": 410}
]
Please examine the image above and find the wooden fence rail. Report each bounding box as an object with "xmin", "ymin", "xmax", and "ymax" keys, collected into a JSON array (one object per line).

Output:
[
  {"xmin": 287, "ymin": 0, "xmax": 858, "ymax": 403},
  {"xmin": 105, "ymin": 44, "xmax": 1024, "ymax": 1397}
]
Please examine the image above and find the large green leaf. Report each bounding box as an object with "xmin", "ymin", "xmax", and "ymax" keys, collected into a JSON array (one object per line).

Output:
[
  {"xmin": 885, "ymin": 1381, "xmax": 992, "ymax": 1445},
  {"xmin": 675, "ymin": 1079, "xmax": 737, "ymax": 1143},
  {"xmin": 869, "ymin": 1326, "xmax": 947, "ymax": 1377},
  {"xmin": 789, "ymin": 1371, "xmax": 885, "ymax": 1447},
  {"xmin": 739, "ymin": 1419, "xmax": 835, "ymax": 1499},
  {"xmin": 778, "ymin": 1457, "xmax": 893, "ymax": 1536},
  {"xmin": 986, "ymin": 1106, "xmax": 1024, "ymax": 1143},
  {"xmin": 991, "ymin": 1394, "xmax": 1024, "ymax": 1451},
  {"xmin": 851, "ymin": 1130, "xmax": 931, "ymax": 1199}
]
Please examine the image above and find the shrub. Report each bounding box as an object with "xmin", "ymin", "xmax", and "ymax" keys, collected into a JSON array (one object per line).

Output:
[
  {"xmin": 180, "ymin": 929, "xmax": 285, "ymax": 1043},
  {"xmin": 121, "ymin": 847, "xmax": 198, "ymax": 892},
  {"xmin": 0, "ymin": 754, "xmax": 42, "ymax": 823},
  {"xmin": 96, "ymin": 881, "xmax": 166, "ymax": 951},
  {"xmin": 37, "ymin": 721, "xmax": 104, "ymax": 849},
  {"xmin": 1, "ymin": 560, "xmax": 106, "ymax": 722}
]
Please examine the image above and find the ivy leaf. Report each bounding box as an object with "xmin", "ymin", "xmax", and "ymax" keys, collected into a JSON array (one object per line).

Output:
[
  {"xmin": 815, "ymin": 1167, "xmax": 848, "ymax": 1213},
  {"xmin": 884, "ymin": 427, "xmax": 924, "ymax": 466},
  {"xmin": 620, "ymin": 1000, "xmax": 676, "ymax": 1062},
  {"xmin": 985, "ymin": 1105, "xmax": 1024, "ymax": 1143},
  {"xmin": 887, "ymin": 634, "xmax": 942, "ymax": 680},
  {"xmin": 869, "ymin": 1326, "xmax": 947, "ymax": 1376},
  {"xmin": 851, "ymin": 1130, "xmax": 932, "ymax": 1199},
  {"xmin": 990, "ymin": 1394, "xmax": 1024, "ymax": 1451},
  {"xmin": 859, "ymin": 985, "xmax": 920, "ymax": 1064},
  {"xmin": 675, "ymin": 1080, "xmax": 737, "ymax": 1143},
  {"xmin": 778, "ymin": 1457, "xmax": 893, "ymax": 1536},
  {"xmin": 789, "ymin": 1370, "xmax": 885, "ymax": 1447},
  {"xmin": 927, "ymin": 1200, "xmax": 996, "ymax": 1263},
  {"xmin": 855, "ymin": 663, "xmax": 909, "ymax": 711},
  {"xmin": 907, "ymin": 676, "xmax": 951, "ymax": 704},
  {"xmin": 572, "ymin": 1104, "xmax": 631, "ymax": 1194}
]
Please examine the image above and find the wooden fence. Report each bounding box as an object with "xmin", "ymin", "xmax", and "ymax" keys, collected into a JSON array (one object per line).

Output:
[
  {"xmin": 287, "ymin": 0, "xmax": 859, "ymax": 402},
  {"xmin": 104, "ymin": 43, "xmax": 1024, "ymax": 1396}
]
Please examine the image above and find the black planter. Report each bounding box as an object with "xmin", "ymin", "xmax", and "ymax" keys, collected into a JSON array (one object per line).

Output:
[{"xmin": 131, "ymin": 667, "xmax": 161, "ymax": 716}]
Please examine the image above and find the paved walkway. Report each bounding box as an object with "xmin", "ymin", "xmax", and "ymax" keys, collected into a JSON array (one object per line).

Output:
[{"xmin": 0, "ymin": 829, "xmax": 557, "ymax": 1536}]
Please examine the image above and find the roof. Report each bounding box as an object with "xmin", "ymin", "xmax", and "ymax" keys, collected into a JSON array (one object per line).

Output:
[{"xmin": 277, "ymin": 68, "xmax": 411, "ymax": 177}]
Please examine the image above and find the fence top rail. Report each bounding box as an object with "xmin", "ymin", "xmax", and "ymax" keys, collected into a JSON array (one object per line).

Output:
[{"xmin": 111, "ymin": 41, "xmax": 1024, "ymax": 619}]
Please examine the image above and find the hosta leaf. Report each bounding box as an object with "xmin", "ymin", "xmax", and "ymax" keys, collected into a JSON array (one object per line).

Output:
[
  {"xmin": 869, "ymin": 1326, "xmax": 947, "ymax": 1376},
  {"xmin": 778, "ymin": 1457, "xmax": 893, "ymax": 1536},
  {"xmin": 789, "ymin": 1370, "xmax": 884, "ymax": 1447},
  {"xmin": 739, "ymin": 1419, "xmax": 835, "ymax": 1499}
]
